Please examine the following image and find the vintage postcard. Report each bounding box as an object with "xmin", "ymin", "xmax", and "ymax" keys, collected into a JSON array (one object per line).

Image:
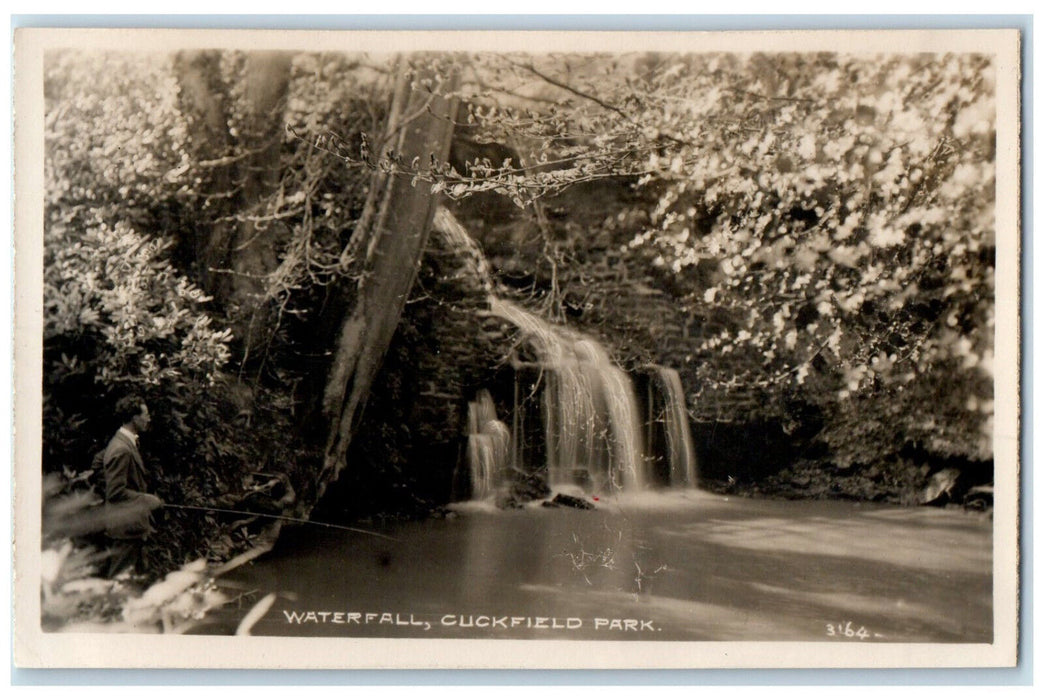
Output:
[{"xmin": 13, "ymin": 27, "xmax": 1021, "ymax": 669}]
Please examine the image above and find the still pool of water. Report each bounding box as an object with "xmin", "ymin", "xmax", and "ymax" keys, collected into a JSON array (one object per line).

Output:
[{"xmin": 211, "ymin": 491, "xmax": 992, "ymax": 642}]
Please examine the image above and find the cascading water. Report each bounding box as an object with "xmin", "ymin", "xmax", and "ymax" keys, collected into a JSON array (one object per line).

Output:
[
  {"xmin": 434, "ymin": 207, "xmax": 697, "ymax": 497},
  {"xmin": 645, "ymin": 366, "xmax": 699, "ymax": 488},
  {"xmin": 491, "ymin": 297, "xmax": 646, "ymax": 492},
  {"xmin": 466, "ymin": 390, "xmax": 511, "ymax": 499}
]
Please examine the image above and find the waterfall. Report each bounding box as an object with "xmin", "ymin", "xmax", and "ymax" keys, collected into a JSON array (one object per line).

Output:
[
  {"xmin": 466, "ymin": 389, "xmax": 511, "ymax": 499},
  {"xmin": 434, "ymin": 207, "xmax": 697, "ymax": 497},
  {"xmin": 432, "ymin": 207, "xmax": 495, "ymax": 293},
  {"xmin": 490, "ymin": 297, "xmax": 646, "ymax": 492},
  {"xmin": 646, "ymin": 366, "xmax": 699, "ymax": 488}
]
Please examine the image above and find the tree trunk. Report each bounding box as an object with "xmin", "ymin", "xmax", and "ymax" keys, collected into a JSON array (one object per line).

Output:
[
  {"xmin": 315, "ymin": 59, "xmax": 459, "ymax": 506},
  {"xmin": 228, "ymin": 53, "xmax": 293, "ymax": 370},
  {"xmin": 174, "ymin": 50, "xmax": 292, "ymax": 358},
  {"xmin": 230, "ymin": 52, "xmax": 293, "ymax": 305},
  {"xmin": 173, "ymin": 50, "xmax": 235, "ymax": 295}
]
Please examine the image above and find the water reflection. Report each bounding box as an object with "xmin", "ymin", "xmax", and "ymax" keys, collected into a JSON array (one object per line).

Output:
[{"xmin": 213, "ymin": 492, "xmax": 992, "ymax": 642}]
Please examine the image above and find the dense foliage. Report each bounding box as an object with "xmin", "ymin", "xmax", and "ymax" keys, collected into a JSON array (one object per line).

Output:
[
  {"xmin": 446, "ymin": 52, "xmax": 996, "ymax": 471},
  {"xmin": 43, "ymin": 220, "xmax": 231, "ymax": 461},
  {"xmin": 41, "ymin": 51, "xmax": 370, "ymax": 575}
]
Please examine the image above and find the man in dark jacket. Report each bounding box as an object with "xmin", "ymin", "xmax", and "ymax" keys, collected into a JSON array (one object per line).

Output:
[{"xmin": 101, "ymin": 395, "xmax": 162, "ymax": 577}]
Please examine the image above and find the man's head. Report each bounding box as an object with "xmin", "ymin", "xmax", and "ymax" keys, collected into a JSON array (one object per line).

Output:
[{"xmin": 115, "ymin": 395, "xmax": 150, "ymax": 434}]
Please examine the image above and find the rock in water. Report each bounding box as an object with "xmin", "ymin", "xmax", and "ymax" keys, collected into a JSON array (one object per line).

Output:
[
  {"xmin": 921, "ymin": 468, "xmax": 961, "ymax": 506},
  {"xmin": 495, "ymin": 493, "xmax": 525, "ymax": 509},
  {"xmin": 545, "ymin": 493, "xmax": 596, "ymax": 510},
  {"xmin": 512, "ymin": 472, "xmax": 552, "ymax": 502},
  {"xmin": 963, "ymin": 485, "xmax": 994, "ymax": 512}
]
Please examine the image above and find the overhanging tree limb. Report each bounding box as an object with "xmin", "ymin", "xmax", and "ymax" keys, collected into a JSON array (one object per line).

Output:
[{"xmin": 313, "ymin": 58, "xmax": 460, "ymax": 508}]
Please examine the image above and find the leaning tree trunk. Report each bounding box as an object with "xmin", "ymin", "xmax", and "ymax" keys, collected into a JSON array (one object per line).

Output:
[{"xmin": 314, "ymin": 58, "xmax": 459, "ymax": 507}]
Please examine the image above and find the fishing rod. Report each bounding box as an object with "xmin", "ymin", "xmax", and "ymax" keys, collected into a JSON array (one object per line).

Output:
[{"xmin": 161, "ymin": 503, "xmax": 401, "ymax": 542}]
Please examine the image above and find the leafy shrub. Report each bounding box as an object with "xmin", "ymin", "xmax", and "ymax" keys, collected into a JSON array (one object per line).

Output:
[
  {"xmin": 45, "ymin": 51, "xmax": 192, "ymax": 234},
  {"xmin": 40, "ymin": 470, "xmax": 230, "ymax": 632},
  {"xmin": 44, "ymin": 220, "xmax": 232, "ymax": 472},
  {"xmin": 42, "ymin": 542, "xmax": 227, "ymax": 633},
  {"xmin": 42, "ymin": 217, "xmax": 309, "ymax": 577}
]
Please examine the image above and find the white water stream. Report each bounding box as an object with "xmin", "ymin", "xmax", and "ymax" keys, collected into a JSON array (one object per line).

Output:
[{"xmin": 439, "ymin": 207, "xmax": 698, "ymax": 497}]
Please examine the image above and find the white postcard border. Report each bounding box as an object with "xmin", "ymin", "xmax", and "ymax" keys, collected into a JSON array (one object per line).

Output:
[{"xmin": 13, "ymin": 26, "xmax": 1022, "ymax": 670}]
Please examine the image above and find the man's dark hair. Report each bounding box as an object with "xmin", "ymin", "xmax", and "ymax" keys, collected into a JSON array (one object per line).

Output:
[{"xmin": 114, "ymin": 395, "xmax": 146, "ymax": 424}]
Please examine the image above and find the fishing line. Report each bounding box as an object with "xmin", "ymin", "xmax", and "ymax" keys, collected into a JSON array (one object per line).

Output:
[{"xmin": 161, "ymin": 503, "xmax": 400, "ymax": 541}]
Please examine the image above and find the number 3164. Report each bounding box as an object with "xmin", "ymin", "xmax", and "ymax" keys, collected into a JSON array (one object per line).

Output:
[{"xmin": 826, "ymin": 621, "xmax": 871, "ymax": 639}]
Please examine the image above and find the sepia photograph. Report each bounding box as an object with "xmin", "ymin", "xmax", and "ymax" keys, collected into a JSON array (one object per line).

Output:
[{"xmin": 13, "ymin": 27, "xmax": 1021, "ymax": 669}]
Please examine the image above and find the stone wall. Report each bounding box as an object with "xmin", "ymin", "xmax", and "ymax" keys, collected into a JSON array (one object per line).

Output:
[{"xmin": 315, "ymin": 209, "xmax": 519, "ymax": 517}]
